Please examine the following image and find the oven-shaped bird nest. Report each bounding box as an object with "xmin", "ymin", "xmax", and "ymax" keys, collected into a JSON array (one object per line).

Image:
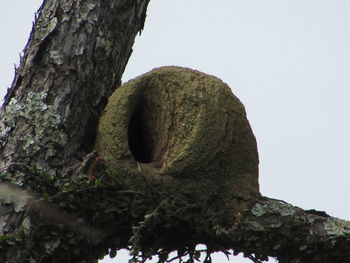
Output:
[{"xmin": 95, "ymin": 66, "xmax": 259, "ymax": 201}]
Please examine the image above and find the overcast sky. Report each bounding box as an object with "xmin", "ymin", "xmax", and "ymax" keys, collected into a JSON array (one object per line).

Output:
[{"xmin": 1, "ymin": 1, "xmax": 350, "ymax": 262}]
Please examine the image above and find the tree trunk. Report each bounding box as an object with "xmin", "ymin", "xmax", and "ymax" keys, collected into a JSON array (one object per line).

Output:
[
  {"xmin": 0, "ymin": 1, "xmax": 350, "ymax": 263},
  {"xmin": 1, "ymin": 0, "xmax": 149, "ymax": 172},
  {"xmin": 0, "ymin": 0, "xmax": 150, "ymax": 262}
]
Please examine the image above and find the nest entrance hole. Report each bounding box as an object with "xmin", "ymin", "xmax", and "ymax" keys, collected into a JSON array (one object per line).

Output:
[{"xmin": 128, "ymin": 98, "xmax": 156, "ymax": 164}]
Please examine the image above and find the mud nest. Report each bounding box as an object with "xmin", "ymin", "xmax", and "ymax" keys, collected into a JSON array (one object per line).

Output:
[{"xmin": 95, "ymin": 66, "xmax": 259, "ymax": 201}]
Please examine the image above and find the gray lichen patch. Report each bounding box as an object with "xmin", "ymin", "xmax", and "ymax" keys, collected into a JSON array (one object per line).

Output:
[
  {"xmin": 49, "ymin": 50, "xmax": 64, "ymax": 65},
  {"xmin": 78, "ymin": 1, "xmax": 97, "ymax": 22},
  {"xmin": 96, "ymin": 66, "xmax": 260, "ymax": 202},
  {"xmin": 251, "ymin": 200, "xmax": 296, "ymax": 217},
  {"xmin": 96, "ymin": 31, "xmax": 113, "ymax": 56},
  {"xmin": 323, "ymin": 217, "xmax": 350, "ymax": 236},
  {"xmin": 0, "ymin": 92, "xmax": 67, "ymax": 158}
]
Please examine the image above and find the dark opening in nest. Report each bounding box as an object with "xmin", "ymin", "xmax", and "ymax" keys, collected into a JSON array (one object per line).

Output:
[{"xmin": 128, "ymin": 98, "xmax": 154, "ymax": 163}]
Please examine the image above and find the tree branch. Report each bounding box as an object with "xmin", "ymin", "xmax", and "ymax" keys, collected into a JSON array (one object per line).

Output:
[{"xmin": 214, "ymin": 196, "xmax": 350, "ymax": 262}]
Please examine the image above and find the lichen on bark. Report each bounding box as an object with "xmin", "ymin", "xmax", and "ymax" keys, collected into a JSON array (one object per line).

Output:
[{"xmin": 0, "ymin": 92, "xmax": 67, "ymax": 159}]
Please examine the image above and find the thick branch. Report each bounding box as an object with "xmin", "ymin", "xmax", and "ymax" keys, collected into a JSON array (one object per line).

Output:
[
  {"xmin": 212, "ymin": 196, "xmax": 350, "ymax": 263},
  {"xmin": 119, "ymin": 192, "xmax": 350, "ymax": 263}
]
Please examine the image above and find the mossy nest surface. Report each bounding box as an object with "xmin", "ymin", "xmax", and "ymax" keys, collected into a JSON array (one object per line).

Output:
[{"xmin": 95, "ymin": 66, "xmax": 259, "ymax": 201}]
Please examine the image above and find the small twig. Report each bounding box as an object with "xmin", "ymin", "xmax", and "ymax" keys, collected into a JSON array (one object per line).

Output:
[
  {"xmin": 248, "ymin": 255, "xmax": 263, "ymax": 263},
  {"xmin": 130, "ymin": 198, "xmax": 169, "ymax": 246},
  {"xmin": 47, "ymin": 186, "xmax": 145, "ymax": 202},
  {"xmin": 204, "ymin": 251, "xmax": 212, "ymax": 263},
  {"xmin": 136, "ymin": 161, "xmax": 159, "ymax": 194},
  {"xmin": 137, "ymin": 162, "xmax": 142, "ymax": 174},
  {"xmin": 46, "ymin": 185, "xmax": 98, "ymax": 202}
]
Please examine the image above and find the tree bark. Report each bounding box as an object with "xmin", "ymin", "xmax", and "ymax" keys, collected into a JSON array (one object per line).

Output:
[
  {"xmin": 0, "ymin": 0, "xmax": 150, "ymax": 262},
  {"xmin": 0, "ymin": 1, "xmax": 350, "ymax": 263},
  {"xmin": 1, "ymin": 0, "xmax": 149, "ymax": 171}
]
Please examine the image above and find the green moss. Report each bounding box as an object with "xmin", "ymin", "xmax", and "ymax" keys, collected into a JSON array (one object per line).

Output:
[{"xmin": 95, "ymin": 66, "xmax": 259, "ymax": 202}]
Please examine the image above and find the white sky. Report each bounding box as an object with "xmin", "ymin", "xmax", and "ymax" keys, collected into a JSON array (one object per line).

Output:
[{"xmin": 1, "ymin": 1, "xmax": 350, "ymax": 262}]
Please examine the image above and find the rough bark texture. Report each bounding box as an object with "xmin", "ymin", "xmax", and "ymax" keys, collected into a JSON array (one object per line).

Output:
[
  {"xmin": 0, "ymin": 0, "xmax": 150, "ymax": 262},
  {"xmin": 214, "ymin": 197, "xmax": 350, "ymax": 263},
  {"xmin": 1, "ymin": 0, "xmax": 350, "ymax": 263},
  {"xmin": 0, "ymin": 0, "xmax": 149, "ymax": 171}
]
